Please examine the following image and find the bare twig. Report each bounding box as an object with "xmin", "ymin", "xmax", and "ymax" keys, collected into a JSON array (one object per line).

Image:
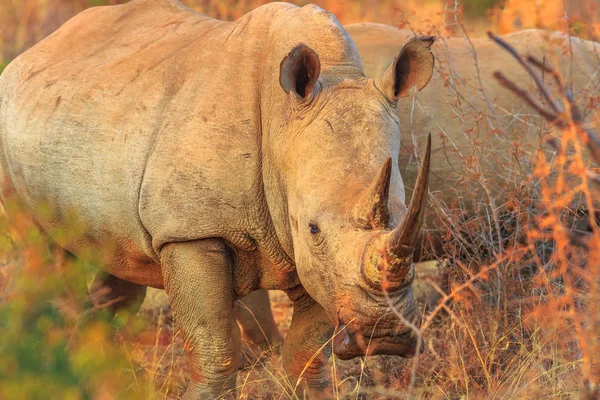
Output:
[
  {"xmin": 492, "ymin": 71, "xmax": 559, "ymax": 124},
  {"xmin": 488, "ymin": 31, "xmax": 600, "ymax": 166},
  {"xmin": 487, "ymin": 32, "xmax": 561, "ymax": 116}
]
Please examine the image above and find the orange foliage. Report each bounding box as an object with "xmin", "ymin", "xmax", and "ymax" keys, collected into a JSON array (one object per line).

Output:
[{"xmin": 492, "ymin": 0, "xmax": 600, "ymax": 38}]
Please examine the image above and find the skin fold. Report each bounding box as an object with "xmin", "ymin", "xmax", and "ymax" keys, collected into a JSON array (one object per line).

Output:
[{"xmin": 0, "ymin": 1, "xmax": 436, "ymax": 398}]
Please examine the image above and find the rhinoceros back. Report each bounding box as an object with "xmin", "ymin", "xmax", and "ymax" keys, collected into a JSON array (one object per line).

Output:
[{"xmin": 348, "ymin": 23, "xmax": 599, "ymax": 206}]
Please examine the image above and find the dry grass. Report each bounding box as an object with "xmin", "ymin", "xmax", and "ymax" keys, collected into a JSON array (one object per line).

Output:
[{"xmin": 1, "ymin": 0, "xmax": 600, "ymax": 399}]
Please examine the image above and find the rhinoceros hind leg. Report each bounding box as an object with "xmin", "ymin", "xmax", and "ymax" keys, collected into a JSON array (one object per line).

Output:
[
  {"xmin": 88, "ymin": 271, "xmax": 147, "ymax": 316},
  {"xmin": 161, "ymin": 239, "xmax": 241, "ymax": 400},
  {"xmin": 236, "ymin": 289, "xmax": 283, "ymax": 348},
  {"xmin": 282, "ymin": 288, "xmax": 334, "ymax": 399}
]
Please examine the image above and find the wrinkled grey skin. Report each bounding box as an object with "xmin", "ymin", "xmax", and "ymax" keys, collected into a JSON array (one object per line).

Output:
[
  {"xmin": 346, "ymin": 23, "xmax": 600, "ymax": 256},
  {"xmin": 0, "ymin": 1, "xmax": 436, "ymax": 398}
]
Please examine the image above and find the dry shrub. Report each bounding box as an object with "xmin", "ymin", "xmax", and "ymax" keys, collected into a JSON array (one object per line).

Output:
[
  {"xmin": 383, "ymin": 9, "xmax": 600, "ymax": 399},
  {"xmin": 491, "ymin": 0, "xmax": 600, "ymax": 39},
  {"xmin": 0, "ymin": 199, "xmax": 155, "ymax": 399}
]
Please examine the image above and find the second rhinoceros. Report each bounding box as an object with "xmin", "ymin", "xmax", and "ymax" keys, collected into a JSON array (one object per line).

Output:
[
  {"xmin": 0, "ymin": 0, "xmax": 436, "ymax": 398},
  {"xmin": 347, "ymin": 23, "xmax": 600, "ymax": 257}
]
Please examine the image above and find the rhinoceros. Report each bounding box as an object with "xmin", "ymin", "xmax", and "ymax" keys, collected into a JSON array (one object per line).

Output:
[
  {"xmin": 346, "ymin": 23, "xmax": 600, "ymax": 256},
  {"xmin": 0, "ymin": 1, "xmax": 436, "ymax": 398}
]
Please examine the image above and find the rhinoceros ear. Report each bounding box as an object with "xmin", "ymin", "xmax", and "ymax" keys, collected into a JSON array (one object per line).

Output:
[
  {"xmin": 280, "ymin": 44, "xmax": 321, "ymax": 100},
  {"xmin": 378, "ymin": 36, "xmax": 435, "ymax": 102}
]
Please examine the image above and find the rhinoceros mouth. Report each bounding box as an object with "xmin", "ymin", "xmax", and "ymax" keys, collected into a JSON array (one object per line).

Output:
[{"xmin": 332, "ymin": 327, "xmax": 422, "ymax": 360}]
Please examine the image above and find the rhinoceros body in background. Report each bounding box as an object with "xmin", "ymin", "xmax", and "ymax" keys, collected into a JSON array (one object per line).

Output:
[
  {"xmin": 347, "ymin": 23, "xmax": 600, "ymax": 257},
  {"xmin": 0, "ymin": 1, "xmax": 436, "ymax": 398}
]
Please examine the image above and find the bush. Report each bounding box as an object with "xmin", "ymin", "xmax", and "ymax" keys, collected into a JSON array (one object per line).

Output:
[
  {"xmin": 0, "ymin": 201, "xmax": 152, "ymax": 400},
  {"xmin": 461, "ymin": 0, "xmax": 502, "ymax": 17}
]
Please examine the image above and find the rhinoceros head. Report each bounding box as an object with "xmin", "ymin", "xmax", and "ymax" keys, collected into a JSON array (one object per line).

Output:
[{"xmin": 276, "ymin": 36, "xmax": 435, "ymax": 359}]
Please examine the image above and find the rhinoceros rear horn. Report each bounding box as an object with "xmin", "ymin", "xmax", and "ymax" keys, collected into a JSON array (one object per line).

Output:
[
  {"xmin": 353, "ymin": 157, "xmax": 392, "ymax": 229},
  {"xmin": 378, "ymin": 36, "xmax": 435, "ymax": 102},
  {"xmin": 280, "ymin": 44, "xmax": 321, "ymax": 100}
]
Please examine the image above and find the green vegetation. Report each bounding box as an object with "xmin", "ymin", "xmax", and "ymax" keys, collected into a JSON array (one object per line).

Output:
[
  {"xmin": 461, "ymin": 0, "xmax": 501, "ymax": 17},
  {"xmin": 0, "ymin": 202, "xmax": 150, "ymax": 400},
  {"xmin": 0, "ymin": 61, "xmax": 9, "ymax": 75},
  {"xmin": 88, "ymin": 0, "xmax": 124, "ymax": 6}
]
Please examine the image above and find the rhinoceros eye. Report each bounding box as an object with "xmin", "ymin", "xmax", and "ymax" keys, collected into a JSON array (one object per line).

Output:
[{"xmin": 308, "ymin": 222, "xmax": 320, "ymax": 235}]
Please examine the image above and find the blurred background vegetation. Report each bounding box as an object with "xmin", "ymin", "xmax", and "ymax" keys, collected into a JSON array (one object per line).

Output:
[
  {"xmin": 0, "ymin": 201, "xmax": 154, "ymax": 399},
  {"xmin": 1, "ymin": 0, "xmax": 599, "ymax": 70}
]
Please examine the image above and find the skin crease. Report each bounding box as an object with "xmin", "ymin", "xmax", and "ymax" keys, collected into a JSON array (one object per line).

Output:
[
  {"xmin": 346, "ymin": 23, "xmax": 600, "ymax": 257},
  {"xmin": 0, "ymin": 1, "xmax": 434, "ymax": 398}
]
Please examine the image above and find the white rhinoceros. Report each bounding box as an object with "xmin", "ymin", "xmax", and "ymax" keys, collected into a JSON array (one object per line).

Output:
[
  {"xmin": 0, "ymin": 1, "xmax": 436, "ymax": 398},
  {"xmin": 346, "ymin": 23, "xmax": 600, "ymax": 257}
]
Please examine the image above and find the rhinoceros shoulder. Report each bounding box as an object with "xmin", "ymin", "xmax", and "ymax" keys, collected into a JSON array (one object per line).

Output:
[
  {"xmin": 345, "ymin": 23, "xmax": 414, "ymax": 78},
  {"xmin": 346, "ymin": 22, "xmax": 414, "ymax": 46},
  {"xmin": 346, "ymin": 22, "xmax": 411, "ymax": 37}
]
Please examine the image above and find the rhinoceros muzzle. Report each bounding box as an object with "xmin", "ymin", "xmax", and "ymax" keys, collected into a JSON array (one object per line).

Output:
[
  {"xmin": 333, "ymin": 297, "xmax": 424, "ymax": 359},
  {"xmin": 333, "ymin": 324, "xmax": 423, "ymax": 360}
]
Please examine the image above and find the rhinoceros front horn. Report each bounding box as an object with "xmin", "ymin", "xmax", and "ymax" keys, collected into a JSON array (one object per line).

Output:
[{"xmin": 361, "ymin": 134, "xmax": 431, "ymax": 292}]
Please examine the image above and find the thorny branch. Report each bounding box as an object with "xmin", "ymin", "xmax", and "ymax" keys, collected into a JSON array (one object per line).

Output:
[{"xmin": 488, "ymin": 31, "xmax": 600, "ymax": 167}]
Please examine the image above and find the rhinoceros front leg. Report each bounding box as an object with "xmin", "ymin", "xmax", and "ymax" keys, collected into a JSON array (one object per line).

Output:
[
  {"xmin": 282, "ymin": 288, "xmax": 334, "ymax": 399},
  {"xmin": 161, "ymin": 239, "xmax": 241, "ymax": 400},
  {"xmin": 236, "ymin": 289, "xmax": 283, "ymax": 348}
]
